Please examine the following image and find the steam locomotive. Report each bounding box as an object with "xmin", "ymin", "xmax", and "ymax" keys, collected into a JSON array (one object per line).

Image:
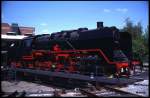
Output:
[{"xmin": 8, "ymin": 22, "xmax": 132, "ymax": 78}]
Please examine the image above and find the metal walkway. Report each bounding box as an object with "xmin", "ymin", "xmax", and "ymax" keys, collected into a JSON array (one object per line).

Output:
[{"xmin": 10, "ymin": 68, "xmax": 142, "ymax": 85}]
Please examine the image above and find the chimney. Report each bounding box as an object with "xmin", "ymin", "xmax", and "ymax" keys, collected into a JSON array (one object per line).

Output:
[{"xmin": 97, "ymin": 22, "xmax": 103, "ymax": 29}]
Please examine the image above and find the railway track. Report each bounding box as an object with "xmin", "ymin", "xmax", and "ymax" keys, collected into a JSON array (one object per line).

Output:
[
  {"xmin": 37, "ymin": 80, "xmax": 145, "ymax": 97},
  {"xmin": 2, "ymin": 71, "xmax": 148, "ymax": 97},
  {"xmin": 79, "ymin": 88, "xmax": 99, "ymax": 97},
  {"xmin": 1, "ymin": 82, "xmax": 146, "ymax": 97},
  {"xmin": 97, "ymin": 85, "xmax": 144, "ymax": 97},
  {"xmin": 72, "ymin": 84, "xmax": 145, "ymax": 97},
  {"xmin": 2, "ymin": 91, "xmax": 26, "ymax": 97}
]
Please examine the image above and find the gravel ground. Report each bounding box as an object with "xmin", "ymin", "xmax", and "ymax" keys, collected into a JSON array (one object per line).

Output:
[
  {"xmin": 1, "ymin": 69, "xmax": 149, "ymax": 97},
  {"xmin": 1, "ymin": 81, "xmax": 55, "ymax": 93},
  {"xmin": 118, "ymin": 79, "xmax": 149, "ymax": 97},
  {"xmin": 1, "ymin": 79, "xmax": 149, "ymax": 97},
  {"xmin": 60, "ymin": 91, "xmax": 86, "ymax": 97}
]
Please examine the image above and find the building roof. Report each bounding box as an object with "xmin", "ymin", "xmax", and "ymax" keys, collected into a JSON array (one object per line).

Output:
[
  {"xmin": 19, "ymin": 27, "xmax": 35, "ymax": 35},
  {"xmin": 1, "ymin": 23, "xmax": 12, "ymax": 34},
  {"xmin": 1, "ymin": 23, "xmax": 35, "ymax": 35},
  {"xmin": 2, "ymin": 23, "xmax": 10, "ymax": 27},
  {"xmin": 1, "ymin": 34, "xmax": 28, "ymax": 40}
]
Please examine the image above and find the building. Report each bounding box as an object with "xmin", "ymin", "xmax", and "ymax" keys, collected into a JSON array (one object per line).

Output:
[
  {"xmin": 1, "ymin": 23, "xmax": 35, "ymax": 36},
  {"xmin": 1, "ymin": 23, "xmax": 35, "ymax": 67}
]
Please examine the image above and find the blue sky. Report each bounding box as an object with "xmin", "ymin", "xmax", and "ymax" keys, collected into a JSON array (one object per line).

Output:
[{"xmin": 2, "ymin": 1, "xmax": 148, "ymax": 35}]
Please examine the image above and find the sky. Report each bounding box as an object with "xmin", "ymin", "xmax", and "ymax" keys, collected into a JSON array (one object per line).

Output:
[{"xmin": 2, "ymin": 1, "xmax": 148, "ymax": 35}]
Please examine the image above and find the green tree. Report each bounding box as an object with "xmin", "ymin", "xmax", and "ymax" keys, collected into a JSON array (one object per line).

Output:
[
  {"xmin": 144, "ymin": 25, "xmax": 149, "ymax": 48},
  {"xmin": 122, "ymin": 18, "xmax": 134, "ymax": 38},
  {"xmin": 121, "ymin": 18, "xmax": 148, "ymax": 61},
  {"xmin": 143, "ymin": 25, "xmax": 149, "ymax": 62}
]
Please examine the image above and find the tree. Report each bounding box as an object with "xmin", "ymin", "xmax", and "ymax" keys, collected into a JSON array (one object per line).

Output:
[
  {"xmin": 121, "ymin": 18, "xmax": 148, "ymax": 62},
  {"xmin": 143, "ymin": 25, "xmax": 149, "ymax": 62},
  {"xmin": 122, "ymin": 18, "xmax": 134, "ymax": 38},
  {"xmin": 144, "ymin": 25, "xmax": 149, "ymax": 48},
  {"xmin": 134, "ymin": 22, "xmax": 143, "ymax": 37}
]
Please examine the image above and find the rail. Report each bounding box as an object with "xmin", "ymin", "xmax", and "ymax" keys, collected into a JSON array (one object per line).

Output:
[
  {"xmin": 103, "ymin": 85, "xmax": 144, "ymax": 97},
  {"xmin": 79, "ymin": 88, "xmax": 99, "ymax": 97}
]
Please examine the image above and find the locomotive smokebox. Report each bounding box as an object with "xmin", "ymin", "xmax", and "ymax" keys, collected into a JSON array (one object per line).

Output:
[{"xmin": 97, "ymin": 22, "xmax": 103, "ymax": 29}]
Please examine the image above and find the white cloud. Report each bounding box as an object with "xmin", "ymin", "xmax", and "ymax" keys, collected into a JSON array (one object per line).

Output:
[
  {"xmin": 42, "ymin": 29, "xmax": 49, "ymax": 33},
  {"xmin": 103, "ymin": 8, "xmax": 128, "ymax": 14},
  {"xmin": 116, "ymin": 8, "xmax": 128, "ymax": 13},
  {"xmin": 40, "ymin": 23, "xmax": 48, "ymax": 26},
  {"xmin": 103, "ymin": 9, "xmax": 111, "ymax": 13}
]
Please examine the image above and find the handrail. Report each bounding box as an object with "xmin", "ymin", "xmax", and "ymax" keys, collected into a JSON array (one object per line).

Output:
[{"xmin": 50, "ymin": 49, "xmax": 115, "ymax": 64}]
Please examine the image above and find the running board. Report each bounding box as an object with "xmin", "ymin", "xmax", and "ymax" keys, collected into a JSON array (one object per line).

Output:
[{"xmin": 11, "ymin": 68, "xmax": 142, "ymax": 85}]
